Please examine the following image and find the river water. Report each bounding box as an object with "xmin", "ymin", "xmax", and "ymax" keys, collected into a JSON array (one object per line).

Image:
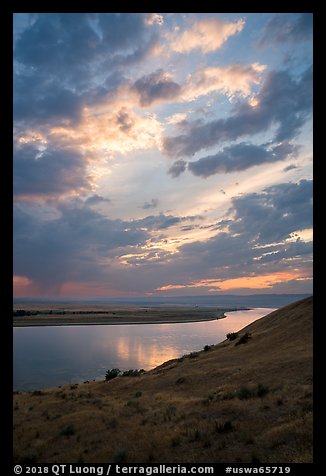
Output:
[{"xmin": 13, "ymin": 308, "xmax": 275, "ymax": 390}]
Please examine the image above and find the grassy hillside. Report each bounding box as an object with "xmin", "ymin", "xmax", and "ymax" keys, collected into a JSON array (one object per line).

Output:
[{"xmin": 13, "ymin": 296, "xmax": 313, "ymax": 464}]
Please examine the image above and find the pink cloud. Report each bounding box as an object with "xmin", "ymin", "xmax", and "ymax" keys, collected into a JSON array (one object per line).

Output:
[{"xmin": 170, "ymin": 18, "xmax": 245, "ymax": 53}]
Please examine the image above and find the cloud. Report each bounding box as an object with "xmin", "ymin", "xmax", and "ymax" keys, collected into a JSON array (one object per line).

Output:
[
  {"xmin": 132, "ymin": 62, "xmax": 265, "ymax": 108},
  {"xmin": 229, "ymin": 179, "xmax": 313, "ymax": 244},
  {"xmin": 163, "ymin": 66, "xmax": 312, "ymax": 158},
  {"xmin": 13, "ymin": 140, "xmax": 91, "ymax": 199},
  {"xmin": 283, "ymin": 164, "xmax": 298, "ymax": 172},
  {"xmin": 138, "ymin": 213, "xmax": 183, "ymax": 230},
  {"xmin": 14, "ymin": 13, "xmax": 161, "ymax": 126},
  {"xmin": 258, "ymin": 13, "xmax": 313, "ymax": 47},
  {"xmin": 15, "ymin": 13, "xmax": 157, "ymax": 81},
  {"xmin": 187, "ymin": 141, "xmax": 298, "ymax": 178},
  {"xmin": 168, "ymin": 160, "xmax": 187, "ymax": 178},
  {"xmin": 181, "ymin": 63, "xmax": 266, "ymax": 101},
  {"xmin": 115, "ymin": 107, "xmax": 135, "ymax": 133},
  {"xmin": 13, "ymin": 177, "xmax": 312, "ymax": 296},
  {"xmin": 48, "ymin": 102, "xmax": 163, "ymax": 156},
  {"xmin": 152, "ymin": 180, "xmax": 312, "ymax": 292},
  {"xmin": 169, "ymin": 17, "xmax": 245, "ymax": 53},
  {"xmin": 13, "ymin": 199, "xmax": 202, "ymax": 292},
  {"xmin": 132, "ymin": 69, "xmax": 181, "ymax": 106},
  {"xmin": 85, "ymin": 195, "xmax": 111, "ymax": 206},
  {"xmin": 14, "ymin": 73, "xmax": 84, "ymax": 125},
  {"xmin": 142, "ymin": 198, "xmax": 159, "ymax": 209},
  {"xmin": 13, "ymin": 200, "xmax": 150, "ymax": 291},
  {"xmin": 145, "ymin": 13, "xmax": 164, "ymax": 26},
  {"xmin": 166, "ymin": 113, "xmax": 188, "ymax": 125}
]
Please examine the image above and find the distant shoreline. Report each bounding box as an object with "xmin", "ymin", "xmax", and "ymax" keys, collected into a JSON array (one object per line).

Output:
[{"xmin": 13, "ymin": 307, "xmax": 232, "ymax": 327}]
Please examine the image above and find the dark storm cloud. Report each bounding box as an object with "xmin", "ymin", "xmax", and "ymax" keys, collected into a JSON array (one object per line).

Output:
[
  {"xmin": 163, "ymin": 66, "xmax": 312, "ymax": 158},
  {"xmin": 13, "ymin": 178, "xmax": 312, "ymax": 293},
  {"xmin": 13, "ymin": 199, "xmax": 201, "ymax": 290},
  {"xmin": 116, "ymin": 108, "xmax": 135, "ymax": 133},
  {"xmin": 13, "ymin": 201, "xmax": 150, "ymax": 289},
  {"xmin": 255, "ymin": 240, "xmax": 313, "ymax": 264},
  {"xmin": 180, "ymin": 232, "xmax": 260, "ymax": 270},
  {"xmin": 14, "ymin": 14, "xmax": 99, "ymax": 76},
  {"xmin": 85, "ymin": 195, "xmax": 111, "ymax": 206},
  {"xmin": 138, "ymin": 213, "xmax": 183, "ymax": 230},
  {"xmin": 167, "ymin": 160, "xmax": 187, "ymax": 178},
  {"xmin": 14, "ymin": 74, "xmax": 83, "ymax": 125},
  {"xmin": 229, "ymin": 179, "xmax": 313, "ymax": 244},
  {"xmin": 152, "ymin": 179, "xmax": 313, "ymax": 281},
  {"xmin": 283, "ymin": 164, "xmax": 298, "ymax": 172},
  {"xmin": 187, "ymin": 142, "xmax": 297, "ymax": 178},
  {"xmin": 142, "ymin": 198, "xmax": 159, "ymax": 210},
  {"xmin": 14, "ymin": 13, "xmax": 155, "ymax": 81},
  {"xmin": 132, "ymin": 69, "xmax": 181, "ymax": 106},
  {"xmin": 14, "ymin": 13, "xmax": 159, "ymax": 125},
  {"xmin": 13, "ymin": 141, "xmax": 90, "ymax": 198},
  {"xmin": 258, "ymin": 13, "xmax": 313, "ymax": 47}
]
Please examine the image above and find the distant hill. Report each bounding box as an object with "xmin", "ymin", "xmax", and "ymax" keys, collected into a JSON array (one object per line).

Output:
[
  {"xmin": 13, "ymin": 293, "xmax": 312, "ymax": 308},
  {"xmin": 13, "ymin": 296, "xmax": 312, "ymax": 463}
]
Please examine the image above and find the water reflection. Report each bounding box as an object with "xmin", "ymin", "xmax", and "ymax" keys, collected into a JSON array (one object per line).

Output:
[{"xmin": 13, "ymin": 308, "xmax": 275, "ymax": 390}]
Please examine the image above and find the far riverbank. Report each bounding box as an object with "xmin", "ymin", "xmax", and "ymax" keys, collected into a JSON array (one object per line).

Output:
[{"xmin": 13, "ymin": 306, "xmax": 238, "ymax": 327}]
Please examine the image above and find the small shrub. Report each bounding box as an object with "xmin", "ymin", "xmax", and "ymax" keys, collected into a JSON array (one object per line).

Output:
[
  {"xmin": 221, "ymin": 391, "xmax": 236, "ymax": 400},
  {"xmin": 113, "ymin": 449, "xmax": 127, "ymax": 463},
  {"xmin": 203, "ymin": 345, "xmax": 211, "ymax": 351},
  {"xmin": 105, "ymin": 368, "xmax": 121, "ymax": 381},
  {"xmin": 235, "ymin": 332, "xmax": 251, "ymax": 346},
  {"xmin": 193, "ymin": 429, "xmax": 201, "ymax": 441},
  {"xmin": 122, "ymin": 369, "xmax": 145, "ymax": 377},
  {"xmin": 237, "ymin": 386, "xmax": 255, "ymax": 400},
  {"xmin": 60, "ymin": 424, "xmax": 76, "ymax": 437},
  {"xmin": 236, "ymin": 384, "xmax": 269, "ymax": 400},
  {"xmin": 32, "ymin": 390, "xmax": 44, "ymax": 396},
  {"xmin": 226, "ymin": 332, "xmax": 238, "ymax": 341},
  {"xmin": 276, "ymin": 398, "xmax": 284, "ymax": 406},
  {"xmin": 135, "ymin": 391, "xmax": 142, "ymax": 398},
  {"xmin": 189, "ymin": 351, "xmax": 199, "ymax": 359},
  {"xmin": 215, "ymin": 420, "xmax": 233, "ymax": 434},
  {"xmin": 175, "ymin": 377, "xmax": 186, "ymax": 385},
  {"xmin": 256, "ymin": 384, "xmax": 269, "ymax": 397},
  {"xmin": 127, "ymin": 400, "xmax": 139, "ymax": 408}
]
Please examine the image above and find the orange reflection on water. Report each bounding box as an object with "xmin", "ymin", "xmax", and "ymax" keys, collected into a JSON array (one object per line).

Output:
[{"xmin": 115, "ymin": 333, "xmax": 178, "ymax": 369}]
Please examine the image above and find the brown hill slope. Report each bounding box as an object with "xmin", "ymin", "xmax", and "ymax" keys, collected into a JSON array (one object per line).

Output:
[{"xmin": 13, "ymin": 296, "xmax": 313, "ymax": 464}]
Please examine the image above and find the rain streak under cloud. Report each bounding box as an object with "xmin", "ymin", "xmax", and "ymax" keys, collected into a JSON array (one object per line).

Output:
[{"xmin": 13, "ymin": 13, "xmax": 313, "ymax": 298}]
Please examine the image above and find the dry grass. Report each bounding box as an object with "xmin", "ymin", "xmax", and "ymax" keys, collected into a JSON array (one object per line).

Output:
[{"xmin": 13, "ymin": 296, "xmax": 313, "ymax": 463}]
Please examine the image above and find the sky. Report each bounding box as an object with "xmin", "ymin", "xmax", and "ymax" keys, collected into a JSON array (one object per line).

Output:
[{"xmin": 13, "ymin": 12, "xmax": 313, "ymax": 299}]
